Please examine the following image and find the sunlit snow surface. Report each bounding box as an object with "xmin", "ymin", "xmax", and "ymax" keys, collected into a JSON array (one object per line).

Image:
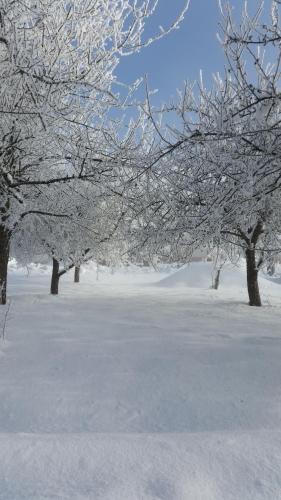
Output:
[{"xmin": 0, "ymin": 262, "xmax": 281, "ymax": 499}]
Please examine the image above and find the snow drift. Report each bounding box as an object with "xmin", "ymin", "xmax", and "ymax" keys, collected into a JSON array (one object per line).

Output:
[{"xmin": 156, "ymin": 262, "xmax": 246, "ymax": 289}]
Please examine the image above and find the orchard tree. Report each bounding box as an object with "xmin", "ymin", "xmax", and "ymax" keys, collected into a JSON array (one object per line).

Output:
[
  {"xmin": 138, "ymin": 0, "xmax": 281, "ymax": 306},
  {"xmin": 0, "ymin": 0, "xmax": 189, "ymax": 303},
  {"xmin": 13, "ymin": 177, "xmax": 127, "ymax": 295}
]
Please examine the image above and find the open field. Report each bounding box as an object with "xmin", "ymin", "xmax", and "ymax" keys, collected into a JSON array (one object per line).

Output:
[{"xmin": 0, "ymin": 263, "xmax": 280, "ymax": 499}]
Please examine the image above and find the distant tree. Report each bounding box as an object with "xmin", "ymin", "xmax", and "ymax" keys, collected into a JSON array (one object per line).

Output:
[{"xmin": 13, "ymin": 178, "xmax": 126, "ymax": 295}]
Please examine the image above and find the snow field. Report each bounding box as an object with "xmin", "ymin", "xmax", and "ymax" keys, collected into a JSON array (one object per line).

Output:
[{"xmin": 0, "ymin": 262, "xmax": 280, "ymax": 499}]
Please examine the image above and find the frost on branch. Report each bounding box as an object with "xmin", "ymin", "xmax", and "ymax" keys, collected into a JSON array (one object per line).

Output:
[
  {"xmin": 0, "ymin": 0, "xmax": 189, "ymax": 303},
  {"xmin": 133, "ymin": 0, "xmax": 281, "ymax": 307}
]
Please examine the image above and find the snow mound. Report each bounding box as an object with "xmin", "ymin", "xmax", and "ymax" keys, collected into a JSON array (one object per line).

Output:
[{"xmin": 156, "ymin": 262, "xmax": 246, "ymax": 289}]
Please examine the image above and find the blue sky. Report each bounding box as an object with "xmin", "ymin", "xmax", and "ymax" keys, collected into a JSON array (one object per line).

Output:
[{"xmin": 117, "ymin": 0, "xmax": 270, "ymax": 104}]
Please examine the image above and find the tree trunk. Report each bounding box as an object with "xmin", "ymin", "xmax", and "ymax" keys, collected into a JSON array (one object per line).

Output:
[
  {"xmin": 0, "ymin": 224, "xmax": 10, "ymax": 305},
  {"xmin": 212, "ymin": 269, "xmax": 221, "ymax": 290},
  {"xmin": 245, "ymin": 248, "xmax": 262, "ymax": 307},
  {"xmin": 74, "ymin": 266, "xmax": 80, "ymax": 283},
  {"xmin": 50, "ymin": 258, "xmax": 60, "ymax": 295}
]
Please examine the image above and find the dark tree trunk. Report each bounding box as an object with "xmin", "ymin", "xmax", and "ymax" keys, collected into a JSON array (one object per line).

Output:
[
  {"xmin": 74, "ymin": 266, "xmax": 80, "ymax": 283},
  {"xmin": 245, "ymin": 248, "xmax": 262, "ymax": 307},
  {"xmin": 50, "ymin": 258, "xmax": 60, "ymax": 295},
  {"xmin": 0, "ymin": 224, "xmax": 10, "ymax": 305},
  {"xmin": 212, "ymin": 269, "xmax": 221, "ymax": 290}
]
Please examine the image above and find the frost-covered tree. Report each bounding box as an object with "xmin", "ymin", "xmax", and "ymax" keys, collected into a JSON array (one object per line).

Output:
[
  {"xmin": 0, "ymin": 0, "xmax": 189, "ymax": 303},
  {"xmin": 13, "ymin": 178, "xmax": 127, "ymax": 295},
  {"xmin": 138, "ymin": 0, "xmax": 281, "ymax": 306}
]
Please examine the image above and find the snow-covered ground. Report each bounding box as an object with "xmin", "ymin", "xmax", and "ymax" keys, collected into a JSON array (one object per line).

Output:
[{"xmin": 0, "ymin": 262, "xmax": 281, "ymax": 499}]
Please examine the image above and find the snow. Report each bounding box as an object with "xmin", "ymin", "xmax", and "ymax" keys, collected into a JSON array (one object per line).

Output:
[
  {"xmin": 156, "ymin": 261, "xmax": 247, "ymax": 288},
  {"xmin": 0, "ymin": 262, "xmax": 281, "ymax": 499},
  {"xmin": 157, "ymin": 261, "xmax": 279, "ymax": 292}
]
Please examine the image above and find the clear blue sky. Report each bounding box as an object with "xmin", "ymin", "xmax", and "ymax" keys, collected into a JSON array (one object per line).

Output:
[{"xmin": 117, "ymin": 0, "xmax": 271, "ymax": 104}]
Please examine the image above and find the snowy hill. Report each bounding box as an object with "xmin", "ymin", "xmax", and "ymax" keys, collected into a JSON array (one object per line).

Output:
[
  {"xmin": 156, "ymin": 261, "xmax": 281, "ymax": 298},
  {"xmin": 156, "ymin": 261, "xmax": 244, "ymax": 288}
]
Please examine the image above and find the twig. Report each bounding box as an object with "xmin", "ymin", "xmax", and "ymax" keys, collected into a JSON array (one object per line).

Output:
[{"xmin": 1, "ymin": 300, "xmax": 11, "ymax": 341}]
